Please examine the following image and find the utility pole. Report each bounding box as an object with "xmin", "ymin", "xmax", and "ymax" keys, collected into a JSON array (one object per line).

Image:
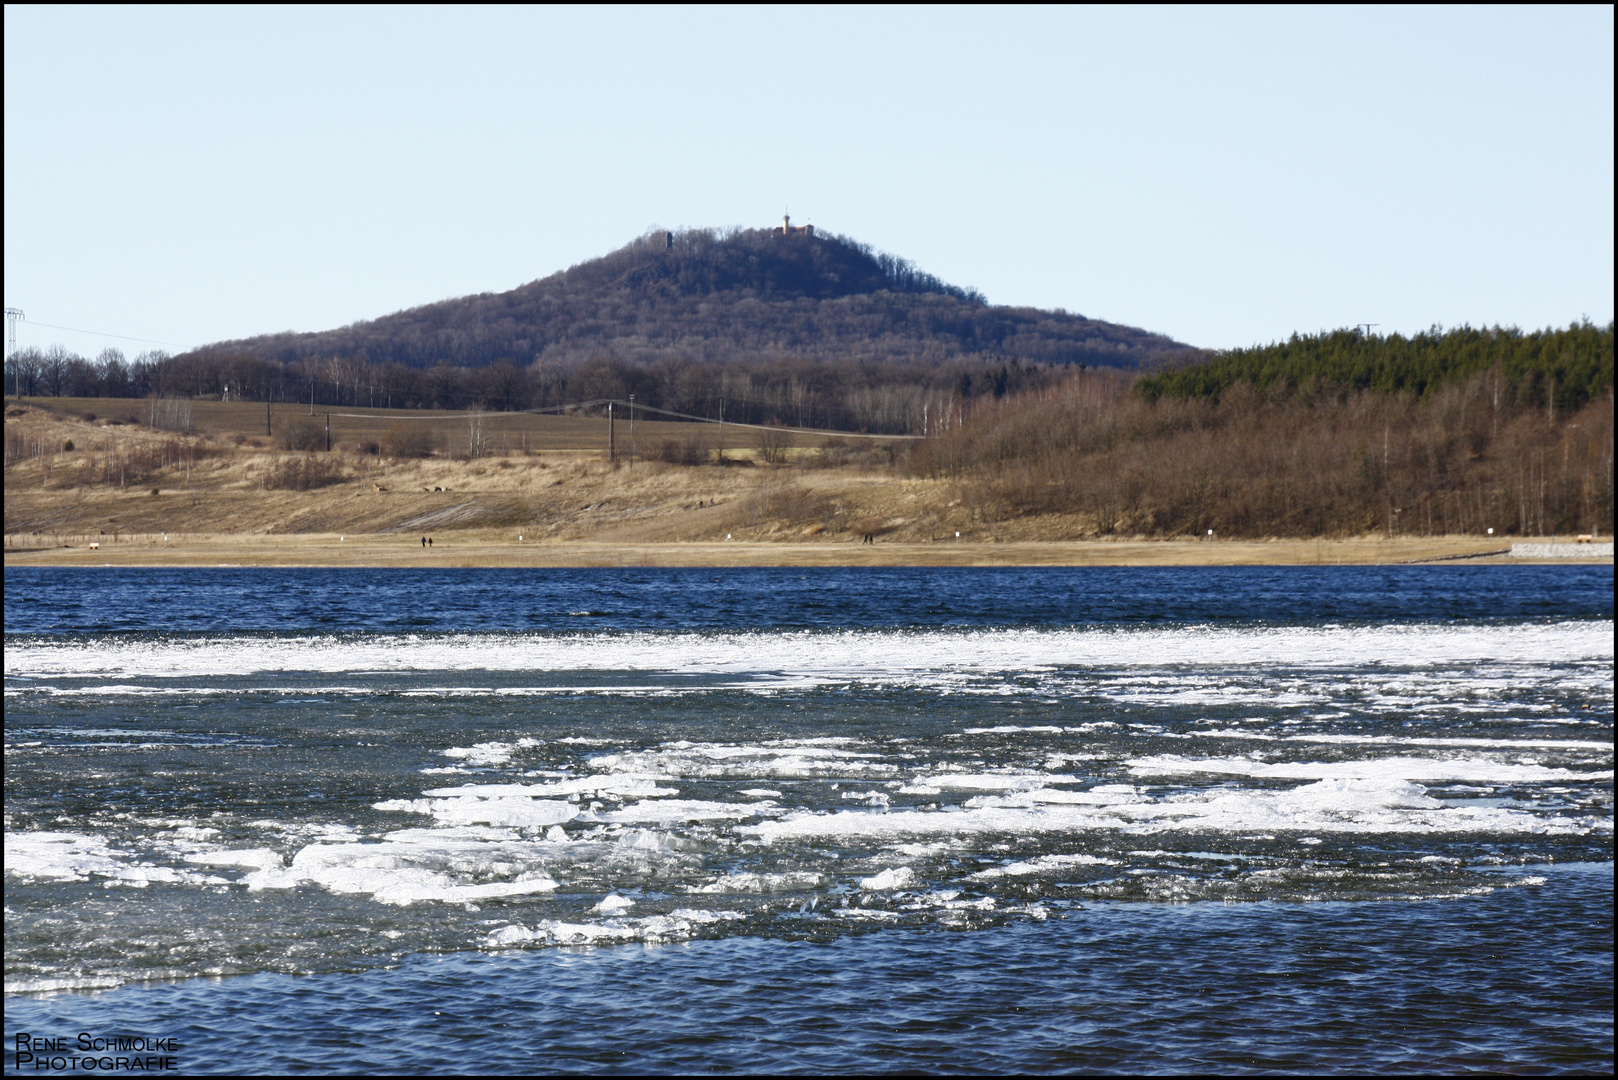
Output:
[
  {"xmin": 266, "ymin": 393, "xmax": 272, "ymax": 437},
  {"xmin": 628, "ymin": 394, "xmax": 635, "ymax": 469},
  {"xmin": 607, "ymin": 400, "xmax": 615, "ymax": 463},
  {"xmin": 4, "ymin": 309, "xmax": 21, "ymax": 399},
  {"xmin": 4, "ymin": 308, "xmax": 22, "ymax": 361}
]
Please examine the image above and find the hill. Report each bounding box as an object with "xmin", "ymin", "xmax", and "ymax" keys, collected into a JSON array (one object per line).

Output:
[
  {"xmin": 202, "ymin": 226, "xmax": 1193, "ymax": 373},
  {"xmin": 6, "ymin": 226, "xmax": 1198, "ymax": 433}
]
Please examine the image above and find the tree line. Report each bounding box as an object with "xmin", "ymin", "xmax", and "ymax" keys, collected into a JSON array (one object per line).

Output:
[
  {"xmin": 1138, "ymin": 322, "xmax": 1613, "ymax": 415},
  {"xmin": 3, "ymin": 343, "xmax": 1061, "ymax": 435},
  {"xmin": 909, "ymin": 331, "xmax": 1614, "ymax": 538}
]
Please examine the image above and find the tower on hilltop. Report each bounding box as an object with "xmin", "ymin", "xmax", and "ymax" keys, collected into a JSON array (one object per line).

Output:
[{"xmin": 779, "ymin": 212, "xmax": 814, "ymax": 237}]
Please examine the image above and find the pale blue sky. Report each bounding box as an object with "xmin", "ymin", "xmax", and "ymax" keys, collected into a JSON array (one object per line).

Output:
[{"xmin": 5, "ymin": 5, "xmax": 1612, "ymax": 360}]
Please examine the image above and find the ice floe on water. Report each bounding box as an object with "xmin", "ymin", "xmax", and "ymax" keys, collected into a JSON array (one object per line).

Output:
[
  {"xmin": 440, "ymin": 738, "xmax": 542, "ymax": 766},
  {"xmin": 5, "ymin": 832, "xmax": 205, "ymax": 886},
  {"xmin": 373, "ymin": 796, "xmax": 580, "ymax": 829},
  {"xmin": 859, "ymin": 867, "xmax": 918, "ymax": 890},
  {"xmin": 183, "ymin": 848, "xmax": 285, "ymax": 874},
  {"xmin": 912, "ymin": 772, "xmax": 1081, "ymax": 791},
  {"xmin": 1283, "ymin": 735, "xmax": 1614, "ymax": 750},
  {"xmin": 483, "ymin": 909, "xmax": 746, "ymax": 949},
  {"xmin": 7, "ymin": 601, "xmax": 1612, "ymax": 996},
  {"xmin": 8, "ymin": 621, "xmax": 1611, "ymax": 682},
  {"xmin": 1126, "ymin": 755, "xmax": 1614, "ymax": 783},
  {"xmin": 240, "ymin": 828, "xmax": 563, "ymax": 905},
  {"xmin": 968, "ymin": 853, "xmax": 1122, "ymax": 880},
  {"xmin": 692, "ymin": 872, "xmax": 827, "ymax": 893},
  {"xmin": 586, "ymin": 799, "xmax": 783, "ymax": 824},
  {"xmin": 419, "ymin": 776, "xmax": 679, "ymax": 799},
  {"xmin": 744, "ymin": 777, "xmax": 1600, "ymax": 842},
  {"xmin": 589, "ymin": 741, "xmax": 896, "ymax": 779}
]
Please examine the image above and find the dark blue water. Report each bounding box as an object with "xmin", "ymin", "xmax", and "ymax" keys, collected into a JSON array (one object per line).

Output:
[
  {"xmin": 5, "ymin": 565, "xmax": 1613, "ymax": 635},
  {"xmin": 5, "ymin": 566, "xmax": 1612, "ymax": 1074},
  {"xmin": 7, "ymin": 862, "xmax": 1612, "ymax": 1075}
]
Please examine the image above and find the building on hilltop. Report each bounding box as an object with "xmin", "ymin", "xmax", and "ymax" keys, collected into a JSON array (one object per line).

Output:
[{"xmin": 779, "ymin": 213, "xmax": 814, "ymax": 237}]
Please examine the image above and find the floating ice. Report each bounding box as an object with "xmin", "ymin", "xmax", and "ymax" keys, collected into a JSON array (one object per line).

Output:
[
  {"xmin": 914, "ymin": 773, "xmax": 1080, "ymax": 791},
  {"xmin": 961, "ymin": 726, "xmax": 1067, "ymax": 735},
  {"xmin": 590, "ymin": 742, "xmax": 895, "ymax": 780},
  {"xmin": 966, "ymin": 787, "xmax": 1138, "ymax": 807},
  {"xmin": 4, "ymin": 975, "xmax": 127, "ymax": 995},
  {"xmin": 421, "ymin": 776, "xmax": 678, "ymax": 799},
  {"xmin": 482, "ymin": 909, "xmax": 743, "ymax": 948},
  {"xmin": 968, "ymin": 853, "xmax": 1120, "ymax": 879},
  {"xmin": 859, "ymin": 867, "xmax": 918, "ymax": 890},
  {"xmin": 440, "ymin": 738, "xmax": 541, "ymax": 767},
  {"xmin": 12, "ymin": 621, "xmax": 1608, "ymax": 682},
  {"xmin": 1126, "ymin": 755, "xmax": 1613, "ymax": 783},
  {"xmin": 744, "ymin": 777, "xmax": 1597, "ymax": 842},
  {"xmin": 374, "ymin": 796, "xmax": 580, "ymax": 830},
  {"xmin": 247, "ymin": 833, "xmax": 562, "ymax": 904},
  {"xmin": 693, "ymin": 872, "xmax": 827, "ymax": 893},
  {"xmin": 584, "ymin": 799, "xmax": 782, "ymax": 824},
  {"xmin": 5, "ymin": 832, "xmax": 195, "ymax": 886},
  {"xmin": 183, "ymin": 848, "xmax": 284, "ymax": 873},
  {"xmin": 1285, "ymin": 735, "xmax": 1614, "ymax": 751}
]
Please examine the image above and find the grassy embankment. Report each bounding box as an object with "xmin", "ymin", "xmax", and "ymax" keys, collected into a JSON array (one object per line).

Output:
[{"xmin": 5, "ymin": 397, "xmax": 1593, "ymax": 567}]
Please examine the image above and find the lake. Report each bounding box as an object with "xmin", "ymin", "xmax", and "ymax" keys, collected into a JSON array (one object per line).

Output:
[{"xmin": 4, "ymin": 566, "xmax": 1612, "ymax": 1073}]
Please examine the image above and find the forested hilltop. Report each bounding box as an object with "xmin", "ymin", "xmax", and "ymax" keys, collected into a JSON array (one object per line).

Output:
[
  {"xmin": 3, "ymin": 227, "xmax": 1194, "ymax": 434},
  {"xmin": 206, "ymin": 227, "xmax": 1187, "ymax": 371}
]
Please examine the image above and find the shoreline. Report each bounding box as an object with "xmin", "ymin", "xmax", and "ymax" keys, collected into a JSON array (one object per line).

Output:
[{"xmin": 4, "ymin": 535, "xmax": 1609, "ymax": 568}]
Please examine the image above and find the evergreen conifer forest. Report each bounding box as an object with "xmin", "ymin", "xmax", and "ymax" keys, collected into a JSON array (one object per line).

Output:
[{"xmin": 1138, "ymin": 323, "xmax": 1612, "ymax": 416}]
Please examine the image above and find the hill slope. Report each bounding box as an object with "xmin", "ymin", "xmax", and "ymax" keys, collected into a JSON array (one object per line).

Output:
[{"xmin": 201, "ymin": 227, "xmax": 1192, "ymax": 371}]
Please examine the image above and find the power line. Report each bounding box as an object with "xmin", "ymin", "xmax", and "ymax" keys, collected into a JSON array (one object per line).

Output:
[
  {"xmin": 17, "ymin": 319, "xmax": 187, "ymax": 348},
  {"xmin": 321, "ymin": 398, "xmax": 921, "ymax": 440}
]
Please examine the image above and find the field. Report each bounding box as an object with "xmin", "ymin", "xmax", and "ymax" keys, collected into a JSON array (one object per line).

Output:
[
  {"xmin": 4, "ymin": 397, "xmax": 1605, "ymax": 567},
  {"xmin": 9, "ymin": 396, "xmax": 844, "ymax": 456}
]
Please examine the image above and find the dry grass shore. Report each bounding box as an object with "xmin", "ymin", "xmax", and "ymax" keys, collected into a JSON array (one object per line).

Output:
[
  {"xmin": 5, "ymin": 533, "xmax": 1582, "ymax": 569},
  {"xmin": 5, "ymin": 399, "xmax": 1608, "ymax": 568}
]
